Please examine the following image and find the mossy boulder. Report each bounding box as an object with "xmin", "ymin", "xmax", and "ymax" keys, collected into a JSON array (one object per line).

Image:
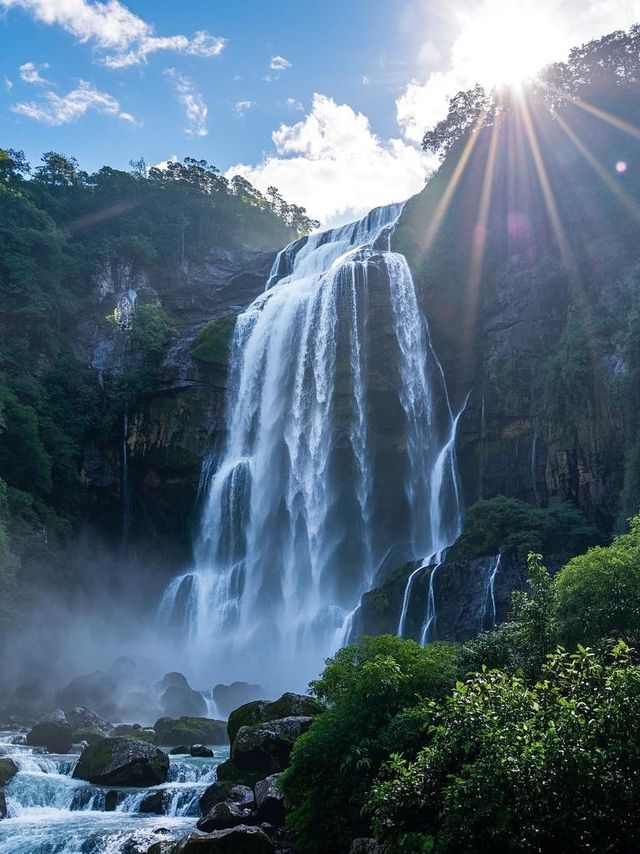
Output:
[
  {"xmin": 214, "ymin": 759, "xmax": 263, "ymax": 789},
  {"xmin": 0, "ymin": 758, "xmax": 17, "ymax": 787},
  {"xmin": 196, "ymin": 799, "xmax": 250, "ymax": 832},
  {"xmin": 227, "ymin": 693, "xmax": 325, "ymax": 744},
  {"xmin": 254, "ymin": 774, "xmax": 285, "ymax": 825},
  {"xmin": 26, "ymin": 722, "xmax": 73, "ymax": 754},
  {"xmin": 232, "ymin": 716, "xmax": 314, "ymax": 776},
  {"xmin": 111, "ymin": 723, "xmax": 156, "ymax": 743},
  {"xmin": 153, "ymin": 716, "xmax": 227, "ymax": 747},
  {"xmin": 73, "ymin": 737, "xmax": 169, "ymax": 786},
  {"xmin": 172, "ymin": 825, "xmax": 274, "ymax": 853}
]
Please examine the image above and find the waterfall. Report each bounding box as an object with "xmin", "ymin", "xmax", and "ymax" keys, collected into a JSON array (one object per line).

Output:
[
  {"xmin": 531, "ymin": 429, "xmax": 540, "ymax": 505},
  {"xmin": 483, "ymin": 553, "xmax": 502, "ymax": 628},
  {"xmin": 396, "ymin": 563, "xmax": 424, "ymax": 638},
  {"xmin": 420, "ymin": 559, "xmax": 443, "ymax": 645},
  {"xmin": 121, "ymin": 412, "xmax": 132, "ymax": 552},
  {"xmin": 158, "ymin": 202, "xmax": 466, "ymax": 688}
]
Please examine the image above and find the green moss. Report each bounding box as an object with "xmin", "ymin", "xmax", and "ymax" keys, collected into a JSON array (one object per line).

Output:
[
  {"xmin": 227, "ymin": 701, "xmax": 265, "ymax": 745},
  {"xmin": 192, "ymin": 315, "xmax": 237, "ymax": 364}
]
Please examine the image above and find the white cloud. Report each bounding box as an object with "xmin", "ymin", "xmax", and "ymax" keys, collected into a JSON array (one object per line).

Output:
[
  {"xmin": 4, "ymin": 75, "xmax": 13, "ymax": 91},
  {"xmin": 226, "ymin": 93, "xmax": 435, "ymax": 226},
  {"xmin": 234, "ymin": 99, "xmax": 256, "ymax": 116},
  {"xmin": 19, "ymin": 61, "xmax": 52, "ymax": 85},
  {"xmin": 0, "ymin": 0, "xmax": 226, "ymax": 67},
  {"xmin": 286, "ymin": 97, "xmax": 304, "ymax": 111},
  {"xmin": 361, "ymin": 75, "xmax": 370, "ymax": 86},
  {"xmin": 395, "ymin": 0, "xmax": 640, "ymax": 143},
  {"xmin": 165, "ymin": 69, "xmax": 208, "ymax": 138},
  {"xmin": 11, "ymin": 79, "xmax": 135, "ymax": 124},
  {"xmin": 270, "ymin": 55, "xmax": 291, "ymax": 72}
]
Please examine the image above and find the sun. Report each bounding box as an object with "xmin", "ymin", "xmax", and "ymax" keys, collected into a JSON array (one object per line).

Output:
[{"xmin": 453, "ymin": 1, "xmax": 568, "ymax": 89}]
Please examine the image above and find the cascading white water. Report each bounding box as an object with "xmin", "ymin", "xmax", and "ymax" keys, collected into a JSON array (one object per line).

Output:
[
  {"xmin": 158, "ymin": 202, "xmax": 465, "ymax": 688},
  {"xmin": 483, "ymin": 553, "xmax": 502, "ymax": 628}
]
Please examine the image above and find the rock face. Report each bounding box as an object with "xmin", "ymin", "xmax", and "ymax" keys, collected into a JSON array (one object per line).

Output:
[
  {"xmin": 353, "ymin": 551, "xmax": 529, "ymax": 644},
  {"xmin": 159, "ymin": 673, "xmax": 208, "ymax": 718},
  {"xmin": 172, "ymin": 826, "xmax": 274, "ymax": 853},
  {"xmin": 254, "ymin": 774, "xmax": 285, "ymax": 825},
  {"xmin": 0, "ymin": 759, "xmax": 17, "ymax": 787},
  {"xmin": 153, "ymin": 716, "xmax": 227, "ymax": 747},
  {"xmin": 231, "ymin": 717, "xmax": 313, "ymax": 776},
  {"xmin": 73, "ymin": 737, "xmax": 169, "ymax": 786},
  {"xmin": 227, "ymin": 693, "xmax": 325, "ymax": 745},
  {"xmin": 199, "ymin": 781, "xmax": 255, "ymax": 816},
  {"xmin": 26, "ymin": 721, "xmax": 73, "ymax": 754}
]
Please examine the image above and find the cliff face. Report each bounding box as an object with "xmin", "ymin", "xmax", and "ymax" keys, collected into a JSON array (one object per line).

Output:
[{"xmin": 76, "ymin": 246, "xmax": 275, "ymax": 567}]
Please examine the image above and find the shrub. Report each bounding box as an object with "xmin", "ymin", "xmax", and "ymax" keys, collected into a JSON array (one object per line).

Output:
[
  {"xmin": 555, "ymin": 514, "xmax": 640, "ymax": 647},
  {"xmin": 192, "ymin": 315, "xmax": 237, "ymax": 364},
  {"xmin": 280, "ymin": 635, "xmax": 460, "ymax": 854},
  {"xmin": 370, "ymin": 644, "xmax": 640, "ymax": 854}
]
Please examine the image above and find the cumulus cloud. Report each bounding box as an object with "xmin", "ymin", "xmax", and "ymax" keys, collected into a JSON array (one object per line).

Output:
[
  {"xmin": 234, "ymin": 99, "xmax": 256, "ymax": 116},
  {"xmin": 270, "ymin": 55, "xmax": 291, "ymax": 72},
  {"xmin": 165, "ymin": 69, "xmax": 208, "ymax": 138},
  {"xmin": 396, "ymin": 0, "xmax": 640, "ymax": 143},
  {"xmin": 11, "ymin": 79, "xmax": 135, "ymax": 124},
  {"xmin": 19, "ymin": 61, "xmax": 52, "ymax": 85},
  {"xmin": 0, "ymin": 0, "xmax": 226, "ymax": 68},
  {"xmin": 226, "ymin": 93, "xmax": 435, "ymax": 226}
]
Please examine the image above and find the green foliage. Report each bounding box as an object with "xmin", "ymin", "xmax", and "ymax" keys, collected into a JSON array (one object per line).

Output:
[
  {"xmin": 451, "ymin": 495, "xmax": 601, "ymax": 561},
  {"xmin": 460, "ymin": 553, "xmax": 558, "ymax": 681},
  {"xmin": 0, "ymin": 477, "xmax": 19, "ymax": 633},
  {"xmin": 555, "ymin": 514, "xmax": 640, "ymax": 648},
  {"xmin": 131, "ymin": 305, "xmax": 174, "ymax": 356},
  {"xmin": 280, "ymin": 636, "xmax": 460, "ymax": 854},
  {"xmin": 369, "ymin": 643, "xmax": 640, "ymax": 854},
  {"xmin": 192, "ymin": 315, "xmax": 237, "ymax": 364}
]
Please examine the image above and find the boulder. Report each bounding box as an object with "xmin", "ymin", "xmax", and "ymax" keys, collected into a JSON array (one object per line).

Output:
[
  {"xmin": 158, "ymin": 673, "xmax": 207, "ymax": 719},
  {"xmin": 39, "ymin": 708, "xmax": 67, "ymax": 724},
  {"xmin": 214, "ymin": 759, "xmax": 262, "ymax": 788},
  {"xmin": 111, "ymin": 724, "xmax": 156, "ymax": 743},
  {"xmin": 197, "ymin": 799, "xmax": 250, "ymax": 832},
  {"xmin": 65, "ymin": 705, "xmax": 111, "ymax": 735},
  {"xmin": 349, "ymin": 840, "xmax": 383, "ymax": 854},
  {"xmin": 190, "ymin": 744, "xmax": 213, "ymax": 758},
  {"xmin": 0, "ymin": 789, "xmax": 6, "ymax": 820},
  {"xmin": 254, "ymin": 775, "xmax": 285, "ymax": 826},
  {"xmin": 0, "ymin": 758, "xmax": 18, "ymax": 787},
  {"xmin": 232, "ymin": 717, "xmax": 313, "ymax": 775},
  {"xmin": 73, "ymin": 737, "xmax": 169, "ymax": 787},
  {"xmin": 153, "ymin": 716, "xmax": 227, "ymax": 747},
  {"xmin": 169, "ymin": 745, "xmax": 190, "ymax": 755},
  {"xmin": 200, "ymin": 781, "xmax": 255, "ymax": 815},
  {"xmin": 173, "ymin": 825, "xmax": 274, "ymax": 853},
  {"xmin": 139, "ymin": 790, "xmax": 168, "ymax": 815},
  {"xmin": 26, "ymin": 721, "xmax": 73, "ymax": 754},
  {"xmin": 212, "ymin": 682, "xmax": 263, "ymax": 719},
  {"xmin": 105, "ymin": 789, "xmax": 125, "ymax": 811},
  {"xmin": 228, "ymin": 693, "xmax": 324, "ymax": 744}
]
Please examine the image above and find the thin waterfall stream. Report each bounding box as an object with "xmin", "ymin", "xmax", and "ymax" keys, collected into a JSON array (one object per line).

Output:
[{"xmin": 158, "ymin": 202, "xmax": 466, "ymax": 688}]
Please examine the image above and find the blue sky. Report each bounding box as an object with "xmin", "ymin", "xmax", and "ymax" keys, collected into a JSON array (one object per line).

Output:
[{"xmin": 1, "ymin": 0, "xmax": 639, "ymax": 224}]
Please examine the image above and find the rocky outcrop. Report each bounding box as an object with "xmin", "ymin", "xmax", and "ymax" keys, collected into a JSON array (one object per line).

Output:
[
  {"xmin": 171, "ymin": 826, "xmax": 274, "ymax": 853},
  {"xmin": 153, "ymin": 716, "xmax": 227, "ymax": 747},
  {"xmin": 212, "ymin": 683, "xmax": 263, "ymax": 719},
  {"xmin": 0, "ymin": 758, "xmax": 17, "ymax": 787},
  {"xmin": 231, "ymin": 717, "xmax": 313, "ymax": 776},
  {"xmin": 227, "ymin": 693, "xmax": 325, "ymax": 745},
  {"xmin": 254, "ymin": 774, "xmax": 285, "ymax": 826},
  {"xmin": 158, "ymin": 672, "xmax": 207, "ymax": 718},
  {"xmin": 26, "ymin": 721, "xmax": 73, "ymax": 754},
  {"xmin": 197, "ymin": 800, "xmax": 251, "ymax": 832},
  {"xmin": 73, "ymin": 737, "xmax": 169, "ymax": 786},
  {"xmin": 199, "ymin": 781, "xmax": 255, "ymax": 816}
]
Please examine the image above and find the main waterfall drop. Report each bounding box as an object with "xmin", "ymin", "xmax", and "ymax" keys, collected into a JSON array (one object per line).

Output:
[{"xmin": 159, "ymin": 203, "xmax": 464, "ymax": 688}]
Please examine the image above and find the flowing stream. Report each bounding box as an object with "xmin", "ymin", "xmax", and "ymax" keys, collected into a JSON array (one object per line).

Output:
[
  {"xmin": 0, "ymin": 732, "xmax": 228, "ymax": 854},
  {"xmin": 158, "ymin": 202, "xmax": 465, "ymax": 687}
]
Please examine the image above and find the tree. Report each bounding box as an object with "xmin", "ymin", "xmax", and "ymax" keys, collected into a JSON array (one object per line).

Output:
[{"xmin": 34, "ymin": 151, "xmax": 80, "ymax": 186}]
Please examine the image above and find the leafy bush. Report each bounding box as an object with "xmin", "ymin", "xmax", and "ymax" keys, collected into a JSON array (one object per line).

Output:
[
  {"xmin": 192, "ymin": 315, "xmax": 237, "ymax": 364},
  {"xmin": 451, "ymin": 495, "xmax": 601, "ymax": 561},
  {"xmin": 555, "ymin": 514, "xmax": 640, "ymax": 647},
  {"xmin": 280, "ymin": 635, "xmax": 460, "ymax": 854},
  {"xmin": 370, "ymin": 643, "xmax": 640, "ymax": 854},
  {"xmin": 131, "ymin": 305, "xmax": 174, "ymax": 356}
]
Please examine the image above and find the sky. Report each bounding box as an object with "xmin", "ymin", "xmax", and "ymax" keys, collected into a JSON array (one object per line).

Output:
[{"xmin": 1, "ymin": 0, "xmax": 639, "ymax": 225}]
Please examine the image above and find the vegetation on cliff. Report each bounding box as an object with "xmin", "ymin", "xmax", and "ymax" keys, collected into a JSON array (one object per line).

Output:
[
  {"xmin": 285, "ymin": 515, "xmax": 640, "ymax": 854},
  {"xmin": 0, "ymin": 150, "xmax": 316, "ymax": 631}
]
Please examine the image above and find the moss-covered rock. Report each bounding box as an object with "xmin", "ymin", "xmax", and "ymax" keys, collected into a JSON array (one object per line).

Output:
[
  {"xmin": 199, "ymin": 781, "xmax": 255, "ymax": 816},
  {"xmin": 227, "ymin": 693, "xmax": 325, "ymax": 744},
  {"xmin": 192, "ymin": 316, "xmax": 237, "ymax": 364},
  {"xmin": 232, "ymin": 716, "xmax": 313, "ymax": 776},
  {"xmin": 153, "ymin": 716, "xmax": 227, "ymax": 747},
  {"xmin": 72, "ymin": 737, "xmax": 169, "ymax": 786},
  {"xmin": 110, "ymin": 724, "xmax": 156, "ymax": 743}
]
